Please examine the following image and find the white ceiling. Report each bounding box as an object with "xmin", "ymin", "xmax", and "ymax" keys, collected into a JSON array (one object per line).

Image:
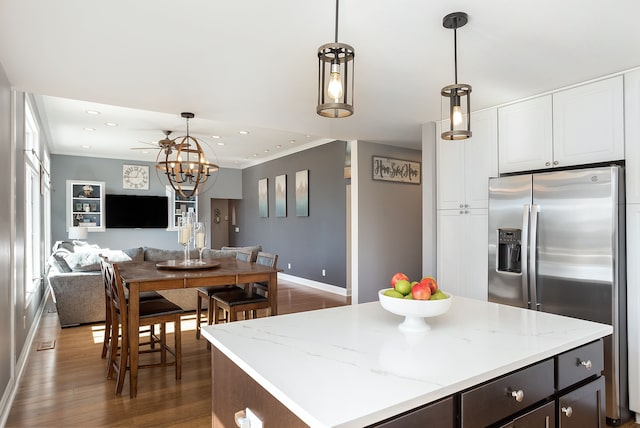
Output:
[{"xmin": 1, "ymin": 0, "xmax": 639, "ymax": 168}]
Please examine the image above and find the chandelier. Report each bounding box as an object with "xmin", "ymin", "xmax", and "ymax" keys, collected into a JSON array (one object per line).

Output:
[{"xmin": 155, "ymin": 112, "xmax": 219, "ymax": 199}]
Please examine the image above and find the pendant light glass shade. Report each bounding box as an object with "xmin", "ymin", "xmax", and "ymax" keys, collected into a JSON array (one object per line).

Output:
[
  {"xmin": 317, "ymin": 0, "xmax": 355, "ymax": 118},
  {"xmin": 155, "ymin": 112, "xmax": 219, "ymax": 199},
  {"xmin": 441, "ymin": 12, "xmax": 472, "ymax": 140}
]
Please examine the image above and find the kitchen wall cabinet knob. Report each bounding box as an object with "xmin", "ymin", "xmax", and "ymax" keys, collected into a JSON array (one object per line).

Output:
[
  {"xmin": 459, "ymin": 204, "xmax": 464, "ymax": 208},
  {"xmin": 545, "ymin": 162, "xmax": 551, "ymax": 166},
  {"xmin": 561, "ymin": 406, "xmax": 573, "ymax": 417},
  {"xmin": 553, "ymin": 161, "xmax": 559, "ymax": 165},
  {"xmin": 459, "ymin": 210, "xmax": 464, "ymax": 214},
  {"xmin": 465, "ymin": 210, "xmax": 470, "ymax": 214},
  {"xmin": 464, "ymin": 204, "xmax": 469, "ymax": 208},
  {"xmin": 580, "ymin": 359, "xmax": 593, "ymax": 370},
  {"xmin": 510, "ymin": 389, "xmax": 524, "ymax": 402}
]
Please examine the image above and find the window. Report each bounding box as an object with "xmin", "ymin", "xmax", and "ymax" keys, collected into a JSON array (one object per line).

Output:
[{"xmin": 24, "ymin": 100, "xmax": 41, "ymax": 303}]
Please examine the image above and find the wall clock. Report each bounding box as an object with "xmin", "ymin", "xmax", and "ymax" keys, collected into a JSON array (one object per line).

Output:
[{"xmin": 123, "ymin": 164, "xmax": 150, "ymax": 190}]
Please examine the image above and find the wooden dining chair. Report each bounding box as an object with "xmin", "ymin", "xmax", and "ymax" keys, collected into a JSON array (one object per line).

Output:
[
  {"xmin": 101, "ymin": 258, "xmax": 184, "ymax": 395},
  {"xmin": 211, "ymin": 252, "xmax": 278, "ymax": 323},
  {"xmin": 99, "ymin": 257, "xmax": 163, "ymax": 363},
  {"xmin": 195, "ymin": 249, "xmax": 253, "ymax": 341}
]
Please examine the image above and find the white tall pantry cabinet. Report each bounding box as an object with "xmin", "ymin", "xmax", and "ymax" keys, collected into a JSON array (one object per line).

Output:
[
  {"xmin": 624, "ymin": 68, "xmax": 640, "ymax": 419},
  {"xmin": 436, "ymin": 109, "xmax": 498, "ymax": 301}
]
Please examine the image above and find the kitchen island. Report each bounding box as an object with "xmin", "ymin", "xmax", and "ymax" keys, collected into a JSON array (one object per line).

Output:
[{"xmin": 202, "ymin": 296, "xmax": 612, "ymax": 427}]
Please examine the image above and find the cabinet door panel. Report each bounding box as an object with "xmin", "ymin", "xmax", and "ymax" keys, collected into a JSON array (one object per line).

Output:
[
  {"xmin": 465, "ymin": 108, "xmax": 498, "ymax": 209},
  {"xmin": 625, "ymin": 204, "xmax": 640, "ymax": 413},
  {"xmin": 625, "ymin": 70, "xmax": 640, "ymax": 203},
  {"xmin": 499, "ymin": 95, "xmax": 553, "ymax": 173},
  {"xmin": 465, "ymin": 209, "xmax": 488, "ymax": 301},
  {"xmin": 556, "ymin": 340, "xmax": 603, "ymax": 391},
  {"xmin": 558, "ymin": 376, "xmax": 605, "ymax": 428},
  {"xmin": 553, "ymin": 76, "xmax": 624, "ymax": 167},
  {"xmin": 437, "ymin": 210, "xmax": 466, "ymax": 296},
  {"xmin": 437, "ymin": 119, "xmax": 465, "ymax": 209},
  {"xmin": 500, "ymin": 401, "xmax": 555, "ymax": 428}
]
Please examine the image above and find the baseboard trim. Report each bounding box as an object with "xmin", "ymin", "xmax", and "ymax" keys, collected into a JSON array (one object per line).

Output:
[
  {"xmin": 0, "ymin": 287, "xmax": 50, "ymax": 427},
  {"xmin": 278, "ymin": 273, "xmax": 350, "ymax": 297}
]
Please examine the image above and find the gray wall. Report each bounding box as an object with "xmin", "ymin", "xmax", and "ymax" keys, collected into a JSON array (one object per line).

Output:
[
  {"xmin": 51, "ymin": 154, "xmax": 242, "ymax": 250},
  {"xmin": 355, "ymin": 141, "xmax": 422, "ymax": 303},
  {"xmin": 0, "ymin": 57, "xmax": 13, "ymax": 416},
  {"xmin": 234, "ymin": 141, "xmax": 347, "ymax": 288}
]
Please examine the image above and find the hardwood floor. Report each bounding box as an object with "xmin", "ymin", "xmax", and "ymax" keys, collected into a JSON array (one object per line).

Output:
[{"xmin": 5, "ymin": 279, "xmax": 349, "ymax": 427}]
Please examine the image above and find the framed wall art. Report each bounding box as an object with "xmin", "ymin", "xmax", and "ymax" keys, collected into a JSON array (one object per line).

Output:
[
  {"xmin": 372, "ymin": 156, "xmax": 421, "ymax": 184},
  {"xmin": 275, "ymin": 174, "xmax": 287, "ymax": 217},
  {"xmin": 295, "ymin": 170, "xmax": 309, "ymax": 217},
  {"xmin": 258, "ymin": 178, "xmax": 268, "ymax": 218}
]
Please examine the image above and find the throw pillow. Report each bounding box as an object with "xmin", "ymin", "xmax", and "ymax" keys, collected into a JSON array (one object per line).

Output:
[{"xmin": 123, "ymin": 247, "xmax": 144, "ymax": 263}]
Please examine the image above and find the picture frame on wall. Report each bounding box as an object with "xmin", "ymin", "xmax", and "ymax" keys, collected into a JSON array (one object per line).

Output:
[
  {"xmin": 295, "ymin": 170, "xmax": 309, "ymax": 217},
  {"xmin": 371, "ymin": 156, "xmax": 421, "ymax": 184},
  {"xmin": 275, "ymin": 174, "xmax": 287, "ymax": 217},
  {"xmin": 258, "ymin": 178, "xmax": 268, "ymax": 218}
]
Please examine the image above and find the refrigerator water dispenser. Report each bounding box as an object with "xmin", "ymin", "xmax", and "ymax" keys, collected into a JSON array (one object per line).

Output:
[{"xmin": 497, "ymin": 228, "xmax": 521, "ymax": 273}]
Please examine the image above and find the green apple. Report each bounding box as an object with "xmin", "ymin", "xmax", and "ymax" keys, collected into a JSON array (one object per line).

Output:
[{"xmin": 395, "ymin": 279, "xmax": 412, "ymax": 296}]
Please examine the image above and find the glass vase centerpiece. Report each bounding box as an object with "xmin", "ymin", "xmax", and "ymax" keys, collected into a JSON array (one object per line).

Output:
[
  {"xmin": 193, "ymin": 222, "xmax": 207, "ymax": 264},
  {"xmin": 177, "ymin": 212, "xmax": 195, "ymax": 265}
]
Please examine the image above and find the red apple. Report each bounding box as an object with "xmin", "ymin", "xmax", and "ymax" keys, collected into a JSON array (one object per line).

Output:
[
  {"xmin": 420, "ymin": 277, "xmax": 438, "ymax": 293},
  {"xmin": 411, "ymin": 281, "xmax": 432, "ymax": 300},
  {"xmin": 390, "ymin": 272, "xmax": 409, "ymax": 288}
]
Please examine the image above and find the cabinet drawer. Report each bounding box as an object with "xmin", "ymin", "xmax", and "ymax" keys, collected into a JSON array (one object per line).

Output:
[
  {"xmin": 558, "ymin": 376, "xmax": 605, "ymax": 428},
  {"xmin": 370, "ymin": 396, "xmax": 455, "ymax": 428},
  {"xmin": 556, "ymin": 340, "xmax": 604, "ymax": 391},
  {"xmin": 461, "ymin": 359, "xmax": 554, "ymax": 428}
]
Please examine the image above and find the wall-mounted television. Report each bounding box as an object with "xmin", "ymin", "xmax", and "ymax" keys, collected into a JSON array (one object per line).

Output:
[{"xmin": 105, "ymin": 194, "xmax": 169, "ymax": 229}]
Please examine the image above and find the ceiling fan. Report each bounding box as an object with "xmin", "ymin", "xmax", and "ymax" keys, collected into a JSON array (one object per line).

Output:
[{"xmin": 130, "ymin": 130, "xmax": 176, "ymax": 154}]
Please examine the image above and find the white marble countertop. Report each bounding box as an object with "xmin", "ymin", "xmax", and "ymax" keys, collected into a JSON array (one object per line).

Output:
[{"xmin": 202, "ymin": 296, "xmax": 612, "ymax": 428}]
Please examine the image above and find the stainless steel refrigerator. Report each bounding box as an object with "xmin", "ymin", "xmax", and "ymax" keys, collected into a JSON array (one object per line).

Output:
[{"xmin": 488, "ymin": 165, "xmax": 628, "ymax": 424}]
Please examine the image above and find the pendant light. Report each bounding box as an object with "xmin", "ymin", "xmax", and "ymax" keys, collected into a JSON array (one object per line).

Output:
[
  {"xmin": 155, "ymin": 112, "xmax": 219, "ymax": 199},
  {"xmin": 317, "ymin": 0, "xmax": 355, "ymax": 118},
  {"xmin": 441, "ymin": 12, "xmax": 472, "ymax": 140}
]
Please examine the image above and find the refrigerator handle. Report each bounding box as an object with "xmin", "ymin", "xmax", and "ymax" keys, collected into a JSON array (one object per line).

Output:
[
  {"xmin": 521, "ymin": 204, "xmax": 530, "ymax": 309},
  {"xmin": 529, "ymin": 204, "xmax": 540, "ymax": 310}
]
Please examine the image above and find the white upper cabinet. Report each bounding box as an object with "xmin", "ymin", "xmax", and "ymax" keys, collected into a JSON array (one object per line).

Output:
[
  {"xmin": 498, "ymin": 76, "xmax": 624, "ymax": 174},
  {"xmin": 625, "ymin": 69, "xmax": 640, "ymax": 203},
  {"xmin": 498, "ymin": 95, "xmax": 553, "ymax": 173},
  {"xmin": 437, "ymin": 108, "xmax": 498, "ymax": 210},
  {"xmin": 553, "ymin": 75, "xmax": 624, "ymax": 166}
]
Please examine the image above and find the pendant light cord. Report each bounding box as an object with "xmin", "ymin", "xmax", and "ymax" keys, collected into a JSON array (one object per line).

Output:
[
  {"xmin": 334, "ymin": 0, "xmax": 339, "ymax": 42},
  {"xmin": 453, "ymin": 18, "xmax": 458, "ymax": 85}
]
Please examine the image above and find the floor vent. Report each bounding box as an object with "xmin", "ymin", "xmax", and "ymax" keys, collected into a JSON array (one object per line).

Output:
[{"xmin": 37, "ymin": 340, "xmax": 56, "ymax": 351}]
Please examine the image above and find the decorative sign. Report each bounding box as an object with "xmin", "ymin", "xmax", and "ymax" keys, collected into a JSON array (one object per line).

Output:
[{"xmin": 372, "ymin": 156, "xmax": 421, "ymax": 184}]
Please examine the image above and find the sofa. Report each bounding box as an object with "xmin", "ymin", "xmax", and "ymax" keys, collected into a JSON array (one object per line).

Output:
[{"xmin": 46, "ymin": 241, "xmax": 262, "ymax": 327}]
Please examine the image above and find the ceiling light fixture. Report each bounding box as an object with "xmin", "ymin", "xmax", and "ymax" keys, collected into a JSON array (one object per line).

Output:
[
  {"xmin": 155, "ymin": 112, "xmax": 219, "ymax": 199},
  {"xmin": 105, "ymin": 122, "xmax": 118, "ymax": 127},
  {"xmin": 85, "ymin": 110, "xmax": 100, "ymax": 115},
  {"xmin": 317, "ymin": 0, "xmax": 355, "ymax": 118},
  {"xmin": 441, "ymin": 11, "xmax": 472, "ymax": 140},
  {"xmin": 239, "ymin": 130, "xmax": 249, "ymax": 135},
  {"xmin": 83, "ymin": 127, "xmax": 96, "ymax": 132}
]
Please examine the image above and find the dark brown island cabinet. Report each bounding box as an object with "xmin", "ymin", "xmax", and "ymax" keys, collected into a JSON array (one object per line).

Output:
[{"xmin": 212, "ymin": 339, "xmax": 606, "ymax": 428}]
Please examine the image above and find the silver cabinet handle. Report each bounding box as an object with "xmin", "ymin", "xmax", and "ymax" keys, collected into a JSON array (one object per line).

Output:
[
  {"xmin": 545, "ymin": 162, "xmax": 551, "ymax": 166},
  {"xmin": 580, "ymin": 359, "xmax": 592, "ymax": 370},
  {"xmin": 465, "ymin": 210, "xmax": 469, "ymax": 214},
  {"xmin": 510, "ymin": 389, "xmax": 524, "ymax": 402},
  {"xmin": 459, "ymin": 210, "xmax": 464, "ymax": 214},
  {"xmin": 464, "ymin": 204, "xmax": 469, "ymax": 208},
  {"xmin": 553, "ymin": 160, "xmax": 559, "ymax": 165},
  {"xmin": 561, "ymin": 406, "xmax": 573, "ymax": 417},
  {"xmin": 459, "ymin": 203, "xmax": 464, "ymax": 208}
]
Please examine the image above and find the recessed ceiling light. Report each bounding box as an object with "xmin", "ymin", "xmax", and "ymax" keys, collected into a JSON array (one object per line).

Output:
[
  {"xmin": 252, "ymin": 153, "xmax": 258, "ymax": 157},
  {"xmin": 212, "ymin": 135, "xmax": 221, "ymax": 139},
  {"xmin": 276, "ymin": 145, "xmax": 282, "ymax": 149},
  {"xmin": 239, "ymin": 131, "xmax": 249, "ymax": 135},
  {"xmin": 83, "ymin": 127, "xmax": 96, "ymax": 132},
  {"xmin": 217, "ymin": 142, "xmax": 225, "ymax": 146},
  {"xmin": 289, "ymin": 139, "xmax": 296, "ymax": 144},
  {"xmin": 264, "ymin": 149, "xmax": 269, "ymax": 153},
  {"xmin": 86, "ymin": 110, "xmax": 100, "ymax": 115},
  {"xmin": 81, "ymin": 145, "xmax": 90, "ymax": 149},
  {"xmin": 142, "ymin": 150, "xmax": 150, "ymax": 154},
  {"xmin": 105, "ymin": 122, "xmax": 118, "ymax": 127},
  {"xmin": 305, "ymin": 134, "xmax": 311, "ymax": 138}
]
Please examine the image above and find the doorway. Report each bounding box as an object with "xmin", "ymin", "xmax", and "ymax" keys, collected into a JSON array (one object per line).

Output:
[{"xmin": 210, "ymin": 198, "xmax": 230, "ymax": 249}]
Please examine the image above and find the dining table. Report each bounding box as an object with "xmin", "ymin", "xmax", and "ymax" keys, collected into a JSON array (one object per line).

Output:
[{"xmin": 117, "ymin": 256, "xmax": 278, "ymax": 398}]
